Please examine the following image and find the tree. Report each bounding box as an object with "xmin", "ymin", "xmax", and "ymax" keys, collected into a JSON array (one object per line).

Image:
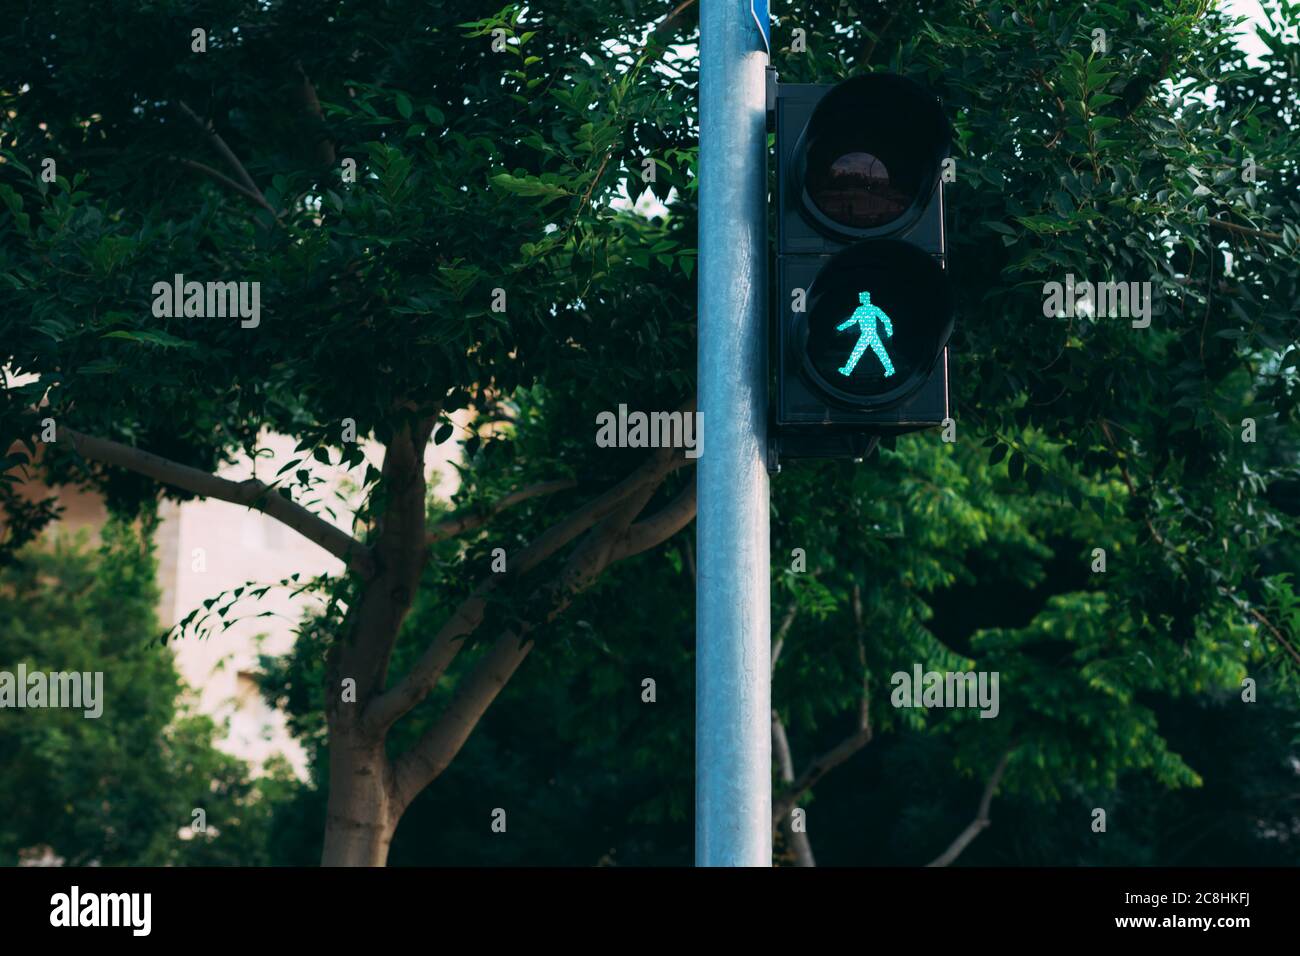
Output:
[
  {"xmin": 260, "ymin": 428, "xmax": 1299, "ymax": 866},
  {"xmin": 0, "ymin": 521, "xmax": 292, "ymax": 865},
  {"xmin": 756, "ymin": 0, "xmax": 1300, "ymax": 863},
  {"xmin": 2, "ymin": 0, "xmax": 1297, "ymax": 867},
  {"xmin": 2, "ymin": 0, "xmax": 700, "ymax": 864}
]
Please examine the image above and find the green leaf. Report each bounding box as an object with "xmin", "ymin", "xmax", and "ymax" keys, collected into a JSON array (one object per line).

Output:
[
  {"xmin": 1026, "ymin": 464, "xmax": 1044, "ymax": 493},
  {"xmin": 101, "ymin": 330, "xmax": 196, "ymax": 349},
  {"xmin": 490, "ymin": 173, "xmax": 572, "ymax": 202},
  {"xmin": 1009, "ymin": 452, "xmax": 1025, "ymax": 481},
  {"xmin": 0, "ymin": 183, "xmax": 22, "ymax": 214}
]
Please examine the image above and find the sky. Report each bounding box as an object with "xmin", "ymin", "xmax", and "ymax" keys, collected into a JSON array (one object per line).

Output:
[{"xmin": 1222, "ymin": 0, "xmax": 1284, "ymax": 67}]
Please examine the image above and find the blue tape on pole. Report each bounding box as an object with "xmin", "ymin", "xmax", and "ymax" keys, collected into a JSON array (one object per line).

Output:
[{"xmin": 750, "ymin": 0, "xmax": 770, "ymax": 53}]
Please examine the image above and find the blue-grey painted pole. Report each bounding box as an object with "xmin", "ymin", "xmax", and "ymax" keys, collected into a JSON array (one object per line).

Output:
[{"xmin": 696, "ymin": 0, "xmax": 771, "ymax": 867}]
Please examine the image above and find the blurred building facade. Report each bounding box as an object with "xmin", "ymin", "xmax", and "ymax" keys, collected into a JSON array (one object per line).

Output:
[{"xmin": 5, "ymin": 427, "xmax": 465, "ymax": 779}]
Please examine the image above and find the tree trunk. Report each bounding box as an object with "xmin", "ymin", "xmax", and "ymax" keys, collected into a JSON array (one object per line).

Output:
[
  {"xmin": 318, "ymin": 423, "xmax": 431, "ymax": 866},
  {"xmin": 771, "ymin": 711, "xmax": 817, "ymax": 866},
  {"xmin": 784, "ymin": 819, "xmax": 816, "ymax": 867},
  {"xmin": 320, "ymin": 727, "xmax": 396, "ymax": 866}
]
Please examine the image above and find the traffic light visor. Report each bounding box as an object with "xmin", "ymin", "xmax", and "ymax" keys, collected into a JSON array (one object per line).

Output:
[{"xmin": 797, "ymin": 74, "xmax": 950, "ymax": 236}]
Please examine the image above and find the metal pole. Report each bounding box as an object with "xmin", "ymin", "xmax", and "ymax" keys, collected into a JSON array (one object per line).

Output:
[{"xmin": 696, "ymin": 0, "xmax": 771, "ymax": 867}]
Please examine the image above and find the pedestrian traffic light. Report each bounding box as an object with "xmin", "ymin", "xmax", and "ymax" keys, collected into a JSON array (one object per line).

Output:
[{"xmin": 770, "ymin": 72, "xmax": 954, "ymax": 465}]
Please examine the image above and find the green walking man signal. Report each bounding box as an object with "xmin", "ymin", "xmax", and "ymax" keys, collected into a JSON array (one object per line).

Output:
[{"xmin": 836, "ymin": 291, "xmax": 895, "ymax": 378}]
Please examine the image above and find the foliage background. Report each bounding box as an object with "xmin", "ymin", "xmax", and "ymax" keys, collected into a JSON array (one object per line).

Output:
[
  {"xmin": 0, "ymin": 523, "xmax": 294, "ymax": 866},
  {"xmin": 0, "ymin": 0, "xmax": 1297, "ymax": 864}
]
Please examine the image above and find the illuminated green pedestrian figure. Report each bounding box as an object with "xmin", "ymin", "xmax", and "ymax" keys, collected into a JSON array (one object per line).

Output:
[{"xmin": 836, "ymin": 291, "xmax": 896, "ymax": 378}]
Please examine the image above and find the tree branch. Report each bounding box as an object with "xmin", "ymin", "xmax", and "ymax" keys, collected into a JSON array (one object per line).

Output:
[
  {"xmin": 772, "ymin": 583, "xmax": 873, "ymax": 823},
  {"xmin": 772, "ymin": 715, "xmax": 873, "ymax": 825},
  {"xmin": 426, "ymin": 478, "xmax": 577, "ymax": 545},
  {"xmin": 292, "ymin": 59, "xmax": 336, "ymax": 168},
  {"xmin": 389, "ymin": 624, "xmax": 536, "ymax": 814},
  {"xmin": 175, "ymin": 100, "xmax": 271, "ymax": 209},
  {"xmin": 1100, "ymin": 419, "xmax": 1167, "ymax": 548},
  {"xmin": 364, "ymin": 438, "xmax": 688, "ymax": 734},
  {"xmin": 608, "ymin": 473, "xmax": 696, "ymax": 561},
  {"xmin": 771, "ymin": 709, "xmax": 816, "ymax": 866},
  {"xmin": 1244, "ymin": 602, "xmax": 1300, "ymax": 670},
  {"xmin": 533, "ymin": 476, "xmax": 663, "ymax": 623},
  {"xmin": 772, "ymin": 710, "xmax": 796, "ymax": 783},
  {"xmin": 1209, "ymin": 218, "xmax": 1282, "ymax": 242},
  {"xmin": 1098, "ymin": 422, "xmax": 1298, "ymax": 670},
  {"xmin": 771, "ymin": 600, "xmax": 799, "ymax": 674},
  {"xmin": 57, "ymin": 425, "xmax": 375, "ymax": 578},
  {"xmin": 861, "ymin": 12, "xmax": 898, "ymax": 65},
  {"xmin": 644, "ymin": 0, "xmax": 698, "ymax": 51},
  {"xmin": 389, "ymin": 472, "xmax": 666, "ymax": 811},
  {"xmin": 334, "ymin": 418, "xmax": 436, "ymax": 709},
  {"xmin": 171, "ymin": 156, "xmax": 280, "ymax": 216},
  {"xmin": 926, "ymin": 748, "xmax": 1013, "ymax": 867}
]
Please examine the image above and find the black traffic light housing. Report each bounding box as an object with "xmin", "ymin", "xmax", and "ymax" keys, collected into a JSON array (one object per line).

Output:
[{"xmin": 770, "ymin": 73, "xmax": 954, "ymax": 467}]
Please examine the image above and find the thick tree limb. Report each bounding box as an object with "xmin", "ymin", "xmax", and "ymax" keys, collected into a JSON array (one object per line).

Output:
[
  {"xmin": 535, "ymin": 477, "xmax": 663, "ymax": 624},
  {"xmin": 390, "ymin": 473, "xmax": 679, "ymax": 811},
  {"xmin": 608, "ymin": 475, "xmax": 696, "ymax": 562},
  {"xmin": 926, "ymin": 748, "xmax": 1013, "ymax": 867},
  {"xmin": 426, "ymin": 478, "xmax": 578, "ymax": 545},
  {"xmin": 318, "ymin": 420, "xmax": 437, "ymax": 866},
  {"xmin": 389, "ymin": 622, "xmax": 537, "ymax": 813},
  {"xmin": 505, "ymin": 440, "xmax": 685, "ymax": 578},
  {"xmin": 364, "ymin": 441, "xmax": 688, "ymax": 734},
  {"xmin": 335, "ymin": 419, "xmax": 436, "ymax": 709},
  {"xmin": 57, "ymin": 425, "xmax": 375, "ymax": 577}
]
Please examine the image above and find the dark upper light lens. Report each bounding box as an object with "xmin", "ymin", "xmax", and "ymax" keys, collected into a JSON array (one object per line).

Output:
[
  {"xmin": 797, "ymin": 75, "xmax": 951, "ymax": 235},
  {"xmin": 807, "ymin": 150, "xmax": 910, "ymax": 230}
]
